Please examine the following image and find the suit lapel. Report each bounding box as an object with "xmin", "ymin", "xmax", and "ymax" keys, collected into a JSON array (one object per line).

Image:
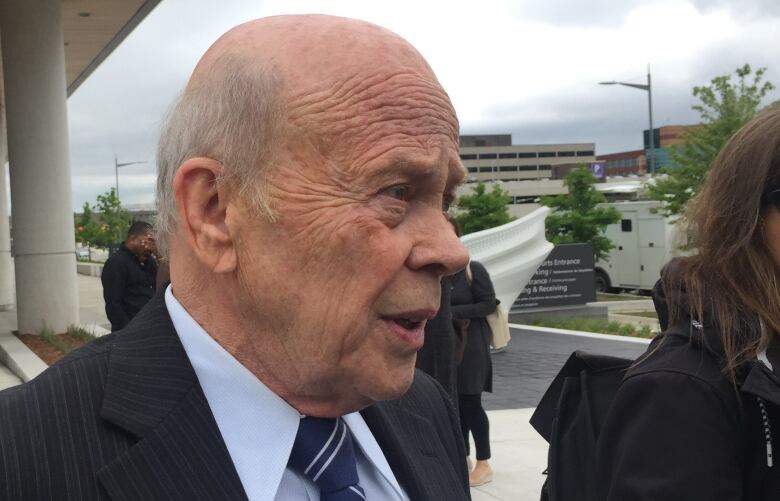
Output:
[
  {"xmin": 96, "ymin": 292, "xmax": 247, "ymax": 500},
  {"xmin": 361, "ymin": 399, "xmax": 469, "ymax": 501}
]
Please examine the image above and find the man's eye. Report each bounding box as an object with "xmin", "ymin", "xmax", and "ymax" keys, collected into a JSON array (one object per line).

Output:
[{"xmin": 381, "ymin": 185, "xmax": 409, "ymax": 200}]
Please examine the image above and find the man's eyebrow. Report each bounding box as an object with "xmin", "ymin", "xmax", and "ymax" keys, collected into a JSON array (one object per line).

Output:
[{"xmin": 375, "ymin": 160, "xmax": 438, "ymax": 183}]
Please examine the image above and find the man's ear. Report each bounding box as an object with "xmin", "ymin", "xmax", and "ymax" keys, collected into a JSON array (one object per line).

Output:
[{"xmin": 172, "ymin": 157, "xmax": 237, "ymax": 273}]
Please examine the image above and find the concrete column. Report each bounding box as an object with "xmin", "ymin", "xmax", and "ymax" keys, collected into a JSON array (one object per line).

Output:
[
  {"xmin": 0, "ymin": 0, "xmax": 79, "ymax": 334},
  {"xmin": 0, "ymin": 61, "xmax": 16, "ymax": 311}
]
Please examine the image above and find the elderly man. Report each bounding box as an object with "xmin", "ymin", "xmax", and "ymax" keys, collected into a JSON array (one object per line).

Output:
[{"xmin": 0, "ymin": 15, "xmax": 471, "ymax": 501}]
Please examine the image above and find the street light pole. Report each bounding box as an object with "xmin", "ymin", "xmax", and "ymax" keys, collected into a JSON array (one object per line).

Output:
[
  {"xmin": 114, "ymin": 154, "xmax": 147, "ymax": 201},
  {"xmin": 646, "ymin": 66, "xmax": 655, "ymax": 175},
  {"xmin": 599, "ymin": 65, "xmax": 656, "ymax": 174}
]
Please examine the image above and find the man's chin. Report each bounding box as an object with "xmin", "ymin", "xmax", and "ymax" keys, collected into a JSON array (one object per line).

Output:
[{"xmin": 363, "ymin": 367, "xmax": 416, "ymax": 403}]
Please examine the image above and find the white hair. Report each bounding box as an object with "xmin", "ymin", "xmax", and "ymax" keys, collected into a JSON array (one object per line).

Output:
[{"xmin": 155, "ymin": 53, "xmax": 284, "ymax": 257}]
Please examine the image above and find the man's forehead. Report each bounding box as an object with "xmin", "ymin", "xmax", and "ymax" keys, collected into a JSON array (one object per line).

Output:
[{"xmin": 194, "ymin": 15, "xmax": 435, "ymax": 95}]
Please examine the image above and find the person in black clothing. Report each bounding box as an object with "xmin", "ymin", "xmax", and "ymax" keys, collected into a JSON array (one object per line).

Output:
[
  {"xmin": 416, "ymin": 279, "xmax": 459, "ymax": 404},
  {"xmin": 101, "ymin": 221, "xmax": 158, "ymax": 331},
  {"xmin": 450, "ymin": 220, "xmax": 497, "ymax": 487},
  {"xmin": 597, "ymin": 104, "xmax": 780, "ymax": 500}
]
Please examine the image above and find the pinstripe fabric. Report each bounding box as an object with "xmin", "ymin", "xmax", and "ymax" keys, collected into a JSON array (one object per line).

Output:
[
  {"xmin": 361, "ymin": 373, "xmax": 472, "ymax": 501},
  {"xmin": 0, "ymin": 291, "xmax": 470, "ymax": 500}
]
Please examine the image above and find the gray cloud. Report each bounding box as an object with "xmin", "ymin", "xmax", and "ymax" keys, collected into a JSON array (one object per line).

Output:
[
  {"xmin": 64, "ymin": 0, "xmax": 780, "ymax": 211},
  {"xmin": 511, "ymin": 0, "xmax": 648, "ymax": 27}
]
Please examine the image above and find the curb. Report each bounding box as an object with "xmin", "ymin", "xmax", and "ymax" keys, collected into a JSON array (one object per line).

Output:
[
  {"xmin": 77, "ymin": 262, "xmax": 103, "ymax": 277},
  {"xmin": 509, "ymin": 323, "xmax": 652, "ymax": 344},
  {"xmin": 0, "ymin": 331, "xmax": 48, "ymax": 382}
]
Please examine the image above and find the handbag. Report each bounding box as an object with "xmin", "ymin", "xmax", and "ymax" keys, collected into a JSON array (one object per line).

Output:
[{"xmin": 465, "ymin": 263, "xmax": 511, "ymax": 350}]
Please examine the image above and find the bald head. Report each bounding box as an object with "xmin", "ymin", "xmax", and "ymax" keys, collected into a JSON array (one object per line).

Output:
[{"xmin": 191, "ymin": 15, "xmax": 438, "ymax": 99}]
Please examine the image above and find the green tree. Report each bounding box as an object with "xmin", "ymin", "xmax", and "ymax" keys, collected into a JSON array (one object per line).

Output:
[
  {"xmin": 92, "ymin": 188, "xmax": 132, "ymax": 248},
  {"xmin": 454, "ymin": 182, "xmax": 515, "ymax": 235},
  {"xmin": 647, "ymin": 64, "xmax": 776, "ymax": 217},
  {"xmin": 540, "ymin": 167, "xmax": 621, "ymax": 262},
  {"xmin": 74, "ymin": 202, "xmax": 100, "ymax": 260}
]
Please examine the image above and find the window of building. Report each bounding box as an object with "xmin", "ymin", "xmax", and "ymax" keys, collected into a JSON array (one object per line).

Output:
[
  {"xmin": 499, "ymin": 152, "xmax": 517, "ymax": 159},
  {"xmin": 576, "ymin": 150, "xmax": 595, "ymax": 157},
  {"xmin": 499, "ymin": 165, "xmax": 518, "ymax": 172},
  {"xmin": 539, "ymin": 164, "xmax": 552, "ymax": 170},
  {"xmin": 475, "ymin": 139, "xmax": 486, "ymax": 147},
  {"xmin": 478, "ymin": 153, "xmax": 497, "ymax": 160},
  {"xmin": 519, "ymin": 165, "xmax": 537, "ymax": 171},
  {"xmin": 517, "ymin": 152, "xmax": 537, "ymax": 158},
  {"xmin": 538, "ymin": 152, "xmax": 555, "ymax": 158},
  {"xmin": 467, "ymin": 167, "xmax": 478, "ymax": 173},
  {"xmin": 621, "ymin": 219, "xmax": 633, "ymax": 232},
  {"xmin": 478, "ymin": 166, "xmax": 493, "ymax": 173},
  {"xmin": 460, "ymin": 153, "xmax": 477, "ymax": 160},
  {"xmin": 558, "ymin": 151, "xmax": 575, "ymax": 157}
]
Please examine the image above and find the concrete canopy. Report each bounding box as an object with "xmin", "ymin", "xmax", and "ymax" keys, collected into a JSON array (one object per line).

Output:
[
  {"xmin": 63, "ymin": 0, "xmax": 163, "ymax": 95},
  {"xmin": 1, "ymin": 1, "xmax": 162, "ymax": 94}
]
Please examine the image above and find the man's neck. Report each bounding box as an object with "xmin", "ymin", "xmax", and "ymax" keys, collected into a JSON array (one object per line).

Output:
[{"xmin": 171, "ymin": 284, "xmax": 370, "ymax": 418}]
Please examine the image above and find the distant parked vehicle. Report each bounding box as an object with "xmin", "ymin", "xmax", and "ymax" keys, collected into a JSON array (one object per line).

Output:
[{"xmin": 594, "ymin": 201, "xmax": 686, "ymax": 293}]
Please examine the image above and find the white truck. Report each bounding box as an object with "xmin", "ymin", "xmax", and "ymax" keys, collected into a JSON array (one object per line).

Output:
[{"xmin": 594, "ymin": 200, "xmax": 683, "ymax": 293}]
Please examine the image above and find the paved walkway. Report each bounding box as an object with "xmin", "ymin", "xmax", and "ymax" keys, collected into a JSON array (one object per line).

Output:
[{"xmin": 484, "ymin": 326, "xmax": 649, "ymax": 410}]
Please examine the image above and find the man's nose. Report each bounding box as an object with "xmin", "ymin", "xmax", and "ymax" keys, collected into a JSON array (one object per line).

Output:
[{"xmin": 407, "ymin": 210, "xmax": 470, "ymax": 277}]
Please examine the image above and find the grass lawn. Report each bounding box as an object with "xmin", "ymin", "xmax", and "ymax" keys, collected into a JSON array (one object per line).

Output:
[
  {"xmin": 619, "ymin": 311, "xmax": 659, "ymax": 319},
  {"xmin": 596, "ymin": 292, "xmax": 647, "ymax": 302},
  {"xmin": 528, "ymin": 316, "xmax": 656, "ymax": 338}
]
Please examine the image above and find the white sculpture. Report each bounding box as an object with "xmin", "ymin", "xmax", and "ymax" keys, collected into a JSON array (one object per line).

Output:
[{"xmin": 461, "ymin": 207, "xmax": 553, "ymax": 311}]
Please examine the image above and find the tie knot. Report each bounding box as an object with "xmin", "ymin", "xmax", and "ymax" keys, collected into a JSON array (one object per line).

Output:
[{"xmin": 288, "ymin": 417, "xmax": 366, "ymax": 500}]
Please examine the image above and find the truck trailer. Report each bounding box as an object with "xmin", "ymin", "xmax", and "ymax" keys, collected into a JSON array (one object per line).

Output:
[{"xmin": 595, "ymin": 200, "xmax": 684, "ymax": 293}]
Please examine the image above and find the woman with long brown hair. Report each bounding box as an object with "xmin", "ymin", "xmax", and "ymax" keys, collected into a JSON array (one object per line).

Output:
[{"xmin": 597, "ymin": 104, "xmax": 780, "ymax": 500}]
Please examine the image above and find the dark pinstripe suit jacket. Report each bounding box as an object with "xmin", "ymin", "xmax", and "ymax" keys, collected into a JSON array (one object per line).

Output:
[{"xmin": 0, "ymin": 293, "xmax": 471, "ymax": 500}]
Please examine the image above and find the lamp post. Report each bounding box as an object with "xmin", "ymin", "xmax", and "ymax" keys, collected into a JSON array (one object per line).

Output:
[
  {"xmin": 600, "ymin": 65, "xmax": 656, "ymax": 175},
  {"xmin": 114, "ymin": 154, "xmax": 147, "ymax": 201}
]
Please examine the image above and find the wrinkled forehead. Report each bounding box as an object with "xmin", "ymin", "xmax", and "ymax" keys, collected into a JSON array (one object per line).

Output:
[
  {"xmin": 197, "ymin": 16, "xmax": 459, "ymax": 155},
  {"xmin": 286, "ymin": 69, "xmax": 459, "ymax": 161}
]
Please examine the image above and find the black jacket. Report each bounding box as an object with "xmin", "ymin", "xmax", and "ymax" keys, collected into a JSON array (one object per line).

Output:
[
  {"xmin": 416, "ymin": 280, "xmax": 459, "ymax": 405},
  {"xmin": 101, "ymin": 244, "xmax": 157, "ymax": 331},
  {"xmin": 596, "ymin": 268, "xmax": 780, "ymax": 500},
  {"xmin": 452, "ymin": 261, "xmax": 496, "ymax": 395},
  {"xmin": 0, "ymin": 292, "xmax": 471, "ymax": 500}
]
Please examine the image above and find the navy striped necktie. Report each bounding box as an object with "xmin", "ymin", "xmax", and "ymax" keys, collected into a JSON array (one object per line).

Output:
[{"xmin": 288, "ymin": 416, "xmax": 367, "ymax": 500}]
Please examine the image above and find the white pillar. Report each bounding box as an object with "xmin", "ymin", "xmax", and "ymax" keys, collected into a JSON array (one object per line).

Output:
[
  {"xmin": 0, "ymin": 63, "xmax": 16, "ymax": 311},
  {"xmin": 0, "ymin": 0, "xmax": 79, "ymax": 334}
]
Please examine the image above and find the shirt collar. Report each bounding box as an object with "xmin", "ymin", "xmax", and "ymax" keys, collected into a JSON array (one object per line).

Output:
[
  {"xmin": 165, "ymin": 286, "xmax": 300, "ymax": 500},
  {"xmin": 343, "ymin": 413, "xmax": 408, "ymax": 499}
]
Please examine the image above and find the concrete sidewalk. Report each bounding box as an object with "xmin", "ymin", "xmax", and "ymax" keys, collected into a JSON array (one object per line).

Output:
[{"xmin": 471, "ymin": 408, "xmax": 547, "ymax": 501}]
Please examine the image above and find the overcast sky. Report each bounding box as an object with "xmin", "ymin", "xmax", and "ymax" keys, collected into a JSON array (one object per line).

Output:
[{"xmin": 64, "ymin": 0, "xmax": 780, "ymax": 209}]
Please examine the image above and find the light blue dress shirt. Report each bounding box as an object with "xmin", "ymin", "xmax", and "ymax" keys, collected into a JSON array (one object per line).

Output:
[{"xmin": 165, "ymin": 286, "xmax": 410, "ymax": 501}]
